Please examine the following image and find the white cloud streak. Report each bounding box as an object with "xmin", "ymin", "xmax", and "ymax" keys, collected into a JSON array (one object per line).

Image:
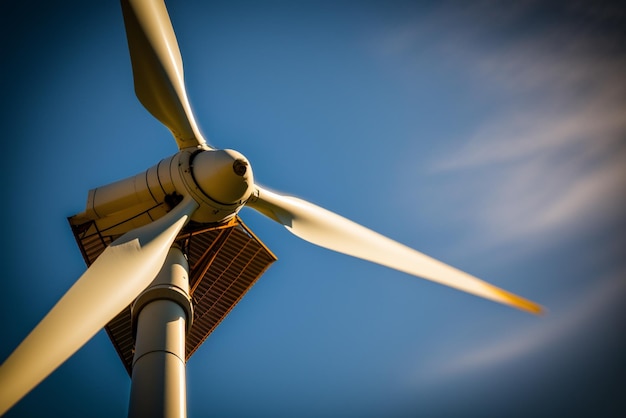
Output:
[
  {"xmin": 414, "ymin": 2, "xmax": 626, "ymax": 248},
  {"xmin": 436, "ymin": 104, "xmax": 626, "ymax": 247},
  {"xmin": 422, "ymin": 269, "xmax": 626, "ymax": 382}
]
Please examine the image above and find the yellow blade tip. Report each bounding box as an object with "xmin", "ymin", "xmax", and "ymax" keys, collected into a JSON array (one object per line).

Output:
[{"xmin": 495, "ymin": 287, "xmax": 545, "ymax": 315}]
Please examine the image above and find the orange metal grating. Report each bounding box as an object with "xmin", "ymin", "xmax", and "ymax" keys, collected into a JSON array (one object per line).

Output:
[{"xmin": 68, "ymin": 209, "xmax": 276, "ymax": 375}]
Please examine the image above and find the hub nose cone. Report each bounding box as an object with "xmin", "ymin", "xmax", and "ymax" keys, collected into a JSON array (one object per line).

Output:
[
  {"xmin": 191, "ymin": 149, "xmax": 254, "ymax": 205},
  {"xmin": 233, "ymin": 159, "xmax": 248, "ymax": 176}
]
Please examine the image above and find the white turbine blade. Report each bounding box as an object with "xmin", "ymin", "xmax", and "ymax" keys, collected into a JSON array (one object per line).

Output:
[
  {"xmin": 121, "ymin": 0, "xmax": 209, "ymax": 150},
  {"xmin": 0, "ymin": 197, "xmax": 198, "ymax": 415},
  {"xmin": 248, "ymin": 187, "xmax": 542, "ymax": 314}
]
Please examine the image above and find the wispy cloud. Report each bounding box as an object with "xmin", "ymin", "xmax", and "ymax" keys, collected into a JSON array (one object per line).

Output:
[
  {"xmin": 419, "ymin": 269, "xmax": 626, "ymax": 383},
  {"xmin": 433, "ymin": 104, "xmax": 626, "ymax": 248},
  {"xmin": 401, "ymin": 1, "xmax": 626, "ymax": 249}
]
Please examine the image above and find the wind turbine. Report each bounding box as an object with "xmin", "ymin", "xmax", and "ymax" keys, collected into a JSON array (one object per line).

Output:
[{"xmin": 0, "ymin": 0, "xmax": 542, "ymax": 416}]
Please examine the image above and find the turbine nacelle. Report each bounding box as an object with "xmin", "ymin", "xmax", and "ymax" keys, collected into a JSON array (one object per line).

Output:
[{"xmin": 78, "ymin": 148, "xmax": 254, "ymax": 226}]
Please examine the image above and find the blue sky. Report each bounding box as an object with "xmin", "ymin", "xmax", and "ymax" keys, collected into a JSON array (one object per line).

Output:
[{"xmin": 1, "ymin": 1, "xmax": 625, "ymax": 417}]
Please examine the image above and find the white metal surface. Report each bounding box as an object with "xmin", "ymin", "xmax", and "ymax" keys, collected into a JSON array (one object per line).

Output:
[
  {"xmin": 76, "ymin": 149, "xmax": 252, "ymax": 226},
  {"xmin": 129, "ymin": 247, "xmax": 190, "ymax": 418},
  {"xmin": 248, "ymin": 186, "xmax": 542, "ymax": 313},
  {"xmin": 0, "ymin": 197, "xmax": 198, "ymax": 416},
  {"xmin": 121, "ymin": 0, "xmax": 208, "ymax": 150}
]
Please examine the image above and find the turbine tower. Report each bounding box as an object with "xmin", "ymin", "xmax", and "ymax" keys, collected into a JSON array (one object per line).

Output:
[{"xmin": 0, "ymin": 0, "xmax": 542, "ymax": 416}]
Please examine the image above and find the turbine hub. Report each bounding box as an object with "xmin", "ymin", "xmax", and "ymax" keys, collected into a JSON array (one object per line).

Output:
[{"xmin": 191, "ymin": 149, "xmax": 254, "ymax": 205}]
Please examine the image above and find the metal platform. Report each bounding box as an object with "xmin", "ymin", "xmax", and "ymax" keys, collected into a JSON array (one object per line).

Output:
[{"xmin": 69, "ymin": 205, "xmax": 276, "ymax": 375}]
